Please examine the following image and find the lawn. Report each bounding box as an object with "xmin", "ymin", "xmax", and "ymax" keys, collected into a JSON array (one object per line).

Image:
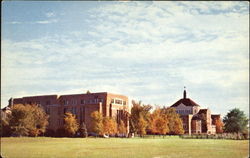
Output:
[{"xmin": 1, "ymin": 136, "xmax": 249, "ymax": 158}]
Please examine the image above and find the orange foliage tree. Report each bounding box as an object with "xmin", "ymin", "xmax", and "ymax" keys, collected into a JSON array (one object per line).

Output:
[
  {"xmin": 137, "ymin": 115, "xmax": 147, "ymax": 137},
  {"xmin": 162, "ymin": 107, "xmax": 184, "ymax": 135},
  {"xmin": 91, "ymin": 111, "xmax": 104, "ymax": 135},
  {"xmin": 64, "ymin": 112, "xmax": 79, "ymax": 137},
  {"xmin": 118, "ymin": 120, "xmax": 127, "ymax": 135},
  {"xmin": 103, "ymin": 117, "xmax": 117, "ymax": 135},
  {"xmin": 215, "ymin": 118, "xmax": 224, "ymax": 133},
  {"xmin": 150, "ymin": 108, "xmax": 169, "ymax": 135}
]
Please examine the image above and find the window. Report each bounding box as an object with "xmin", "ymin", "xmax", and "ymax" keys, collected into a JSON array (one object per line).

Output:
[
  {"xmin": 123, "ymin": 101, "xmax": 126, "ymax": 105},
  {"xmin": 46, "ymin": 100, "xmax": 51, "ymax": 105},
  {"xmin": 62, "ymin": 100, "xmax": 68, "ymax": 105},
  {"xmin": 81, "ymin": 99, "xmax": 85, "ymax": 104},
  {"xmin": 72, "ymin": 107, "xmax": 75, "ymax": 114},
  {"xmin": 36, "ymin": 101, "xmax": 41, "ymax": 105},
  {"xmin": 99, "ymin": 98, "xmax": 103, "ymax": 103},
  {"xmin": 72, "ymin": 99, "xmax": 77, "ymax": 105},
  {"xmin": 111, "ymin": 99, "xmax": 114, "ymax": 103},
  {"xmin": 115, "ymin": 99, "xmax": 122, "ymax": 105}
]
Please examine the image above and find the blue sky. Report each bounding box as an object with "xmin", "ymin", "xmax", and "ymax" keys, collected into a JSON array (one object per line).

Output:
[{"xmin": 1, "ymin": 1, "xmax": 249, "ymax": 117}]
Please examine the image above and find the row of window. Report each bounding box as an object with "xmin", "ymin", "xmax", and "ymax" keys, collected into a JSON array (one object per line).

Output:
[
  {"xmin": 25, "ymin": 100, "xmax": 51, "ymax": 105},
  {"xmin": 176, "ymin": 109, "xmax": 192, "ymax": 114},
  {"xmin": 26, "ymin": 98, "xmax": 127, "ymax": 106},
  {"xmin": 62, "ymin": 98, "xmax": 103, "ymax": 105},
  {"xmin": 64, "ymin": 107, "xmax": 77, "ymax": 115},
  {"xmin": 111, "ymin": 99, "xmax": 126, "ymax": 105}
]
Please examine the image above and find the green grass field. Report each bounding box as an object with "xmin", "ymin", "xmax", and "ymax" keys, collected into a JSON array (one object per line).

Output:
[{"xmin": 1, "ymin": 136, "xmax": 249, "ymax": 158}]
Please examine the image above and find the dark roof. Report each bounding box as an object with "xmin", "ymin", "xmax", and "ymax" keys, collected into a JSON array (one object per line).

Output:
[
  {"xmin": 171, "ymin": 98, "xmax": 200, "ymax": 107},
  {"xmin": 211, "ymin": 114, "xmax": 220, "ymax": 119},
  {"xmin": 192, "ymin": 114, "xmax": 202, "ymax": 120},
  {"xmin": 197, "ymin": 109, "xmax": 209, "ymax": 115}
]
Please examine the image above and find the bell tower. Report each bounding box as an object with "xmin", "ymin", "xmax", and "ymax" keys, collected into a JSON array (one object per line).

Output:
[{"xmin": 183, "ymin": 86, "xmax": 187, "ymax": 99}]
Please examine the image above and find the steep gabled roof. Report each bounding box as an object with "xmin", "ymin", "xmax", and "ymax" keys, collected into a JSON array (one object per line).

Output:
[{"xmin": 170, "ymin": 98, "xmax": 200, "ymax": 107}]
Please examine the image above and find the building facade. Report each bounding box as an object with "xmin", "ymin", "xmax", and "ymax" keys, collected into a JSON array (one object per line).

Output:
[
  {"xmin": 171, "ymin": 90, "xmax": 220, "ymax": 135},
  {"xmin": 8, "ymin": 92, "xmax": 130, "ymax": 133}
]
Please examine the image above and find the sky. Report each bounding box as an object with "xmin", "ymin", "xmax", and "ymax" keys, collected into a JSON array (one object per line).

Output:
[{"xmin": 1, "ymin": 1, "xmax": 249, "ymax": 117}]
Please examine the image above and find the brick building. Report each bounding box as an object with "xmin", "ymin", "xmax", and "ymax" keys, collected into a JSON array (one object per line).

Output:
[
  {"xmin": 8, "ymin": 92, "xmax": 130, "ymax": 133},
  {"xmin": 171, "ymin": 89, "xmax": 220, "ymax": 135}
]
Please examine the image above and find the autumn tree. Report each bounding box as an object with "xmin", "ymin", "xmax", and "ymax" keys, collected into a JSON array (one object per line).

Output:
[
  {"xmin": 9, "ymin": 104, "xmax": 49, "ymax": 137},
  {"xmin": 28, "ymin": 105, "xmax": 49, "ymax": 136},
  {"xmin": 149, "ymin": 108, "xmax": 169, "ymax": 135},
  {"xmin": 223, "ymin": 108, "xmax": 248, "ymax": 133},
  {"xmin": 137, "ymin": 115, "xmax": 147, "ymax": 137},
  {"xmin": 64, "ymin": 112, "xmax": 79, "ymax": 137},
  {"xmin": 130, "ymin": 100, "xmax": 152, "ymax": 134},
  {"xmin": 0, "ymin": 113, "xmax": 11, "ymax": 137},
  {"xmin": 162, "ymin": 107, "xmax": 184, "ymax": 135},
  {"xmin": 91, "ymin": 111, "xmax": 103, "ymax": 135},
  {"xmin": 118, "ymin": 120, "xmax": 127, "ymax": 136},
  {"xmin": 103, "ymin": 117, "xmax": 117, "ymax": 135},
  {"xmin": 214, "ymin": 118, "xmax": 223, "ymax": 134}
]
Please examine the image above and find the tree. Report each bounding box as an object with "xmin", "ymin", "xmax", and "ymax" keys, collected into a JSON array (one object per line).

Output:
[
  {"xmin": 172, "ymin": 117, "xmax": 184, "ymax": 135},
  {"xmin": 152, "ymin": 117, "xmax": 168, "ymax": 135},
  {"xmin": 137, "ymin": 115, "xmax": 147, "ymax": 137},
  {"xmin": 91, "ymin": 111, "xmax": 103, "ymax": 135},
  {"xmin": 28, "ymin": 105, "xmax": 49, "ymax": 136},
  {"xmin": 79, "ymin": 122, "xmax": 88, "ymax": 138},
  {"xmin": 9, "ymin": 104, "xmax": 30, "ymax": 136},
  {"xmin": 130, "ymin": 100, "xmax": 152, "ymax": 134},
  {"xmin": 214, "ymin": 118, "xmax": 223, "ymax": 134},
  {"xmin": 149, "ymin": 107, "xmax": 170, "ymax": 135},
  {"xmin": 64, "ymin": 112, "xmax": 79, "ymax": 137},
  {"xmin": 223, "ymin": 108, "xmax": 248, "ymax": 133},
  {"xmin": 103, "ymin": 117, "xmax": 117, "ymax": 135},
  {"xmin": 9, "ymin": 104, "xmax": 49, "ymax": 137},
  {"xmin": 0, "ymin": 114, "xmax": 11, "ymax": 137},
  {"xmin": 162, "ymin": 107, "xmax": 184, "ymax": 135},
  {"xmin": 118, "ymin": 120, "xmax": 127, "ymax": 136}
]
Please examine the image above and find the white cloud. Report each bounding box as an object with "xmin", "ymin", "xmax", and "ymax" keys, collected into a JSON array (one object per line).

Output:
[
  {"xmin": 8, "ymin": 21, "xmax": 22, "ymax": 24},
  {"xmin": 35, "ymin": 19, "xmax": 58, "ymax": 24}
]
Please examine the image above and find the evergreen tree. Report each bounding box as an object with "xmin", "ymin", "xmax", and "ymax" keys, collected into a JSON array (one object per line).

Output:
[
  {"xmin": 79, "ymin": 122, "xmax": 88, "ymax": 138},
  {"xmin": 223, "ymin": 108, "xmax": 248, "ymax": 133}
]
